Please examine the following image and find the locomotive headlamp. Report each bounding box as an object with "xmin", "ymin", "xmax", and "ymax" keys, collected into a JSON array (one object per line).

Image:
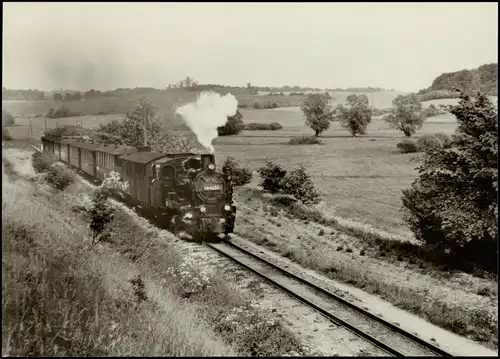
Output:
[
  {"xmin": 224, "ymin": 204, "xmax": 231, "ymax": 211},
  {"xmin": 208, "ymin": 163, "xmax": 215, "ymax": 171},
  {"xmin": 200, "ymin": 205, "xmax": 207, "ymax": 213}
]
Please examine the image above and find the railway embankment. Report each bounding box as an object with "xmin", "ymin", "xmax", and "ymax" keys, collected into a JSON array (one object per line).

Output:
[
  {"xmin": 3, "ymin": 144, "xmax": 497, "ymax": 356},
  {"xmin": 2, "ymin": 147, "xmax": 308, "ymax": 356}
]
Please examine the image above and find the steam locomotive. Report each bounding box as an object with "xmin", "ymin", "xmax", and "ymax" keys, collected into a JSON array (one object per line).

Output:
[{"xmin": 41, "ymin": 135, "xmax": 237, "ymax": 241}]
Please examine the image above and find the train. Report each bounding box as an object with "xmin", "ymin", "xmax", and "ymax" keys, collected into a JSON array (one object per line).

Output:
[{"xmin": 41, "ymin": 135, "xmax": 237, "ymax": 241}]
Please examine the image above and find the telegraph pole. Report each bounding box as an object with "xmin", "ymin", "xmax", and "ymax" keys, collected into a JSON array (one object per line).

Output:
[{"xmin": 27, "ymin": 117, "xmax": 33, "ymax": 138}]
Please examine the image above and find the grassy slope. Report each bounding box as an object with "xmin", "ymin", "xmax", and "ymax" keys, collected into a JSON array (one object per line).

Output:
[
  {"xmin": 231, "ymin": 187, "xmax": 498, "ymax": 349},
  {"xmin": 2, "ymin": 147, "xmax": 306, "ymax": 357},
  {"xmin": 2, "ymin": 156, "xmax": 236, "ymax": 356}
]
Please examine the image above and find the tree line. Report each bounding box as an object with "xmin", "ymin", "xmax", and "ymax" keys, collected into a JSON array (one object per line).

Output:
[
  {"xmin": 2, "ymin": 77, "xmax": 325, "ymax": 102},
  {"xmin": 418, "ymin": 63, "xmax": 497, "ymax": 96},
  {"xmin": 299, "ymin": 91, "xmax": 455, "ymax": 138}
]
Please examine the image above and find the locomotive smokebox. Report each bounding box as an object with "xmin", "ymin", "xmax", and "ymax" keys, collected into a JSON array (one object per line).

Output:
[{"xmin": 201, "ymin": 153, "xmax": 215, "ymax": 171}]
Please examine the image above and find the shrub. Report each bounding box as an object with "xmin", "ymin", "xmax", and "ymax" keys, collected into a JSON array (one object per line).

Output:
[
  {"xmin": 396, "ymin": 139, "xmax": 418, "ymax": 153},
  {"xmin": 372, "ymin": 108, "xmax": 391, "ymax": 117},
  {"xmin": 257, "ymin": 161, "xmax": 287, "ymax": 193},
  {"xmin": 418, "ymin": 90, "xmax": 460, "ymax": 102},
  {"xmin": 2, "ymin": 108, "xmax": 15, "ymax": 125},
  {"xmin": 46, "ymin": 106, "xmax": 82, "ymax": 119},
  {"xmin": 288, "ymin": 136, "xmax": 322, "ymax": 145},
  {"xmin": 43, "ymin": 125, "xmax": 92, "ymax": 140},
  {"xmin": 244, "ymin": 122, "xmax": 283, "ymax": 131},
  {"xmin": 32, "ymin": 151, "xmax": 55, "ymax": 173},
  {"xmin": 421, "ymin": 104, "xmax": 446, "ymax": 118},
  {"xmin": 218, "ymin": 110, "xmax": 245, "ymax": 136},
  {"xmin": 45, "ymin": 165, "xmax": 74, "ymax": 190},
  {"xmin": 222, "ymin": 157, "xmax": 253, "ymax": 187},
  {"xmin": 281, "ymin": 165, "xmax": 321, "ymax": 205},
  {"xmin": 88, "ymin": 189, "xmax": 115, "ymax": 245},
  {"xmin": 402, "ymin": 91, "xmax": 497, "ymax": 272},
  {"xmin": 416, "ymin": 134, "xmax": 445, "ymax": 152},
  {"xmin": 3, "ymin": 127, "xmax": 13, "ymax": 141},
  {"xmin": 433, "ymin": 132, "xmax": 452, "ymax": 148}
]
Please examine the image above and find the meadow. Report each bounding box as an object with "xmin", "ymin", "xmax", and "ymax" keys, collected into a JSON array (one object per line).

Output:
[
  {"xmin": 3, "ymin": 91, "xmax": 485, "ymax": 238},
  {"xmin": 213, "ymin": 108, "xmax": 458, "ymax": 237}
]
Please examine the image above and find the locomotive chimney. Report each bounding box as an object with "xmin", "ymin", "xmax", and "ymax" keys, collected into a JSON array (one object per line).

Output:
[{"xmin": 201, "ymin": 153, "xmax": 215, "ymax": 171}]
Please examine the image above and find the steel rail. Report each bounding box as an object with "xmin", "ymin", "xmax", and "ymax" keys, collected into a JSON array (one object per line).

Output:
[{"xmin": 206, "ymin": 240, "xmax": 453, "ymax": 357}]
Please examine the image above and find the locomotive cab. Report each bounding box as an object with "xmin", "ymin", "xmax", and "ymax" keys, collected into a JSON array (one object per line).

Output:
[{"xmin": 152, "ymin": 153, "xmax": 236, "ymax": 239}]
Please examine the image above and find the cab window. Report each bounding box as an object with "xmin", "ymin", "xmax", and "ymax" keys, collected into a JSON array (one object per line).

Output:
[
  {"xmin": 161, "ymin": 166, "xmax": 176, "ymax": 183},
  {"xmin": 184, "ymin": 158, "xmax": 202, "ymax": 170}
]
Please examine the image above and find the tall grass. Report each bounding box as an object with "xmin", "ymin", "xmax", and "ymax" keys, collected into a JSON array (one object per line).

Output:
[
  {"xmin": 2, "ymin": 166, "xmax": 236, "ymax": 356},
  {"xmin": 3, "ymin": 148, "xmax": 308, "ymax": 357},
  {"xmin": 235, "ymin": 187, "xmax": 498, "ymax": 348}
]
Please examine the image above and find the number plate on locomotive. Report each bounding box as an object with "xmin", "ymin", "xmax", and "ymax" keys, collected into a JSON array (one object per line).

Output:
[{"xmin": 204, "ymin": 185, "xmax": 221, "ymax": 191}]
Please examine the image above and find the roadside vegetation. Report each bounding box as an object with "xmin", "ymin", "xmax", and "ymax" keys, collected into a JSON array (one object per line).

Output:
[{"xmin": 2, "ymin": 147, "xmax": 307, "ymax": 357}]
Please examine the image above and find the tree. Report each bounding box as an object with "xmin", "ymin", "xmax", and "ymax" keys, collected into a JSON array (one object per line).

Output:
[
  {"xmin": 384, "ymin": 93, "xmax": 426, "ymax": 137},
  {"xmin": 53, "ymin": 93, "xmax": 63, "ymax": 101},
  {"xmin": 217, "ymin": 110, "xmax": 244, "ymax": 136},
  {"xmin": 257, "ymin": 161, "xmax": 288, "ymax": 193},
  {"xmin": 124, "ymin": 97, "xmax": 160, "ymax": 147},
  {"xmin": 222, "ymin": 157, "xmax": 253, "ymax": 186},
  {"xmin": 281, "ymin": 165, "xmax": 321, "ymax": 204},
  {"xmin": 336, "ymin": 94, "xmax": 372, "ymax": 137},
  {"xmin": 2, "ymin": 109, "xmax": 15, "ymax": 126},
  {"xmin": 95, "ymin": 99, "xmax": 199, "ymax": 152},
  {"xmin": 401, "ymin": 91, "xmax": 497, "ymax": 270},
  {"xmin": 300, "ymin": 94, "xmax": 335, "ymax": 137},
  {"xmin": 84, "ymin": 89, "xmax": 102, "ymax": 100}
]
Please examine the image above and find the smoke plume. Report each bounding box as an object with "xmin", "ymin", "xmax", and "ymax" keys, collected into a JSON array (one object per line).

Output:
[{"xmin": 175, "ymin": 91, "xmax": 238, "ymax": 153}]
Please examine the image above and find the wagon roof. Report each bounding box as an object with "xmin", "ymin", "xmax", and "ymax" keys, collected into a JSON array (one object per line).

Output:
[
  {"xmin": 95, "ymin": 144, "xmax": 138, "ymax": 156},
  {"xmin": 119, "ymin": 151, "xmax": 168, "ymax": 164},
  {"xmin": 70, "ymin": 141, "xmax": 101, "ymax": 151},
  {"xmin": 154, "ymin": 153, "xmax": 197, "ymax": 164}
]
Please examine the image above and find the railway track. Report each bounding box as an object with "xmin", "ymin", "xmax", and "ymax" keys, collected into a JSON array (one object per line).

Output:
[
  {"xmin": 205, "ymin": 239, "xmax": 454, "ymax": 357},
  {"xmin": 28, "ymin": 145, "xmax": 453, "ymax": 356}
]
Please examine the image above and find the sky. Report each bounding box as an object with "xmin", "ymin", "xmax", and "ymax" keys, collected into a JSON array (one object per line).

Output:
[{"xmin": 2, "ymin": 2, "xmax": 498, "ymax": 92}]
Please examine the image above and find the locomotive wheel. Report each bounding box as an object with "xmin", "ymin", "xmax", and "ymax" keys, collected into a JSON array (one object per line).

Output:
[
  {"xmin": 196, "ymin": 231, "xmax": 219, "ymax": 243},
  {"xmin": 194, "ymin": 231, "xmax": 206, "ymax": 243},
  {"xmin": 171, "ymin": 215, "xmax": 183, "ymax": 237}
]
